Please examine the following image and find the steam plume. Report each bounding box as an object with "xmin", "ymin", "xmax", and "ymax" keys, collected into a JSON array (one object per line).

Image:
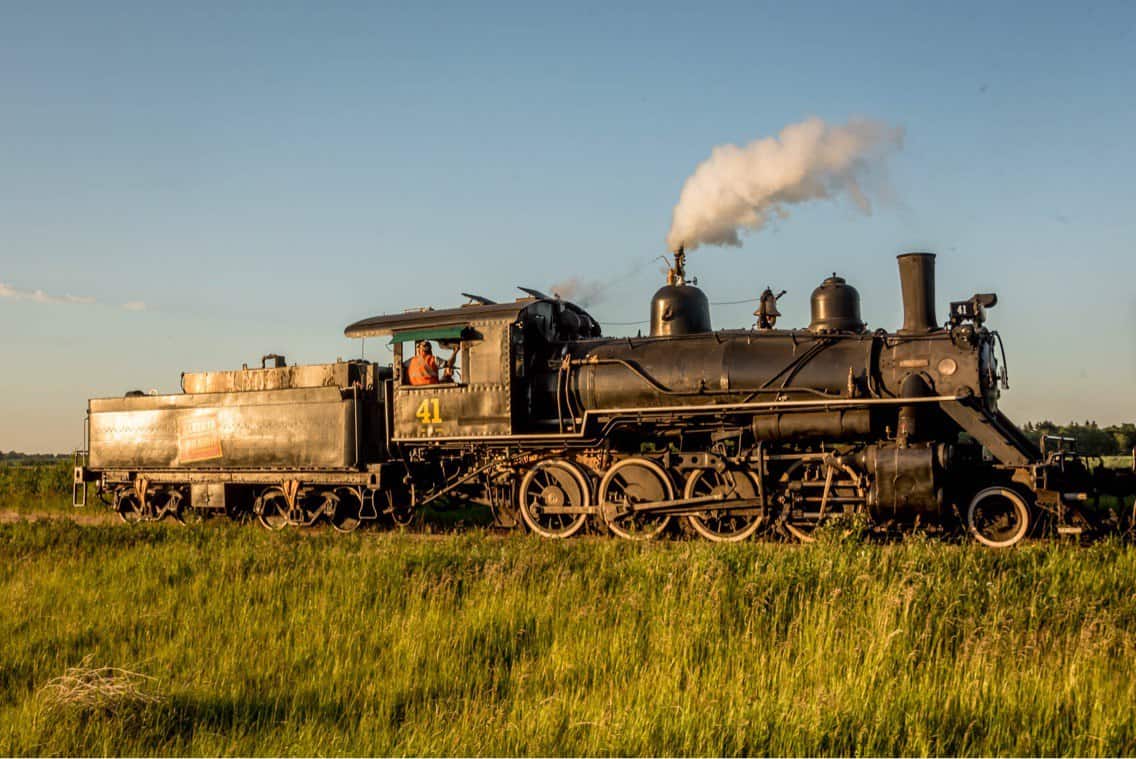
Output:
[
  {"xmin": 549, "ymin": 256, "xmax": 654, "ymax": 308},
  {"xmin": 548, "ymin": 278, "xmax": 607, "ymax": 308},
  {"xmin": 666, "ymin": 117, "xmax": 904, "ymax": 252}
]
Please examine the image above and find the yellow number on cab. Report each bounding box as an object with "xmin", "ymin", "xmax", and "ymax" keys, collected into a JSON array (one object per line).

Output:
[{"xmin": 415, "ymin": 398, "xmax": 442, "ymax": 424}]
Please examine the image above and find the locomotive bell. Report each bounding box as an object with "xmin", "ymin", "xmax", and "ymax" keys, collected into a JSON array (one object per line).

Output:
[{"xmin": 808, "ymin": 274, "xmax": 865, "ymax": 333}]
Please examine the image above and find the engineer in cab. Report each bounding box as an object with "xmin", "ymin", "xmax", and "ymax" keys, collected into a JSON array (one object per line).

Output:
[{"xmin": 407, "ymin": 340, "xmax": 457, "ymax": 385}]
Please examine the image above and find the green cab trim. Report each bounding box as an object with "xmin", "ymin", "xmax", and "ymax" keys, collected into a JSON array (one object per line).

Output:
[{"xmin": 388, "ymin": 326, "xmax": 468, "ymax": 345}]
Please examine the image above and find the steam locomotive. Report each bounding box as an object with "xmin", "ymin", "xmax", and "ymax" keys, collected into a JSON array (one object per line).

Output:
[{"xmin": 74, "ymin": 252, "xmax": 1130, "ymax": 546}]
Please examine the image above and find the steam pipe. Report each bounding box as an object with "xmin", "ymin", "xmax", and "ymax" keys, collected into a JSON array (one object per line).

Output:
[
  {"xmin": 897, "ymin": 373, "xmax": 932, "ymax": 444},
  {"xmin": 897, "ymin": 252, "xmax": 937, "ymax": 333}
]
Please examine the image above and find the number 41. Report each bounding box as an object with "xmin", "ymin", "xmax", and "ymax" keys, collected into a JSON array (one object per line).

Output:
[{"xmin": 415, "ymin": 398, "xmax": 442, "ymax": 424}]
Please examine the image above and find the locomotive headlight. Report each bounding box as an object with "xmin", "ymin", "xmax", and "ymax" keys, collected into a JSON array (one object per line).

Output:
[{"xmin": 937, "ymin": 358, "xmax": 958, "ymax": 376}]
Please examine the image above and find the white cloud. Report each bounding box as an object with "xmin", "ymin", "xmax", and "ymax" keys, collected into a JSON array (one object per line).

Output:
[
  {"xmin": 0, "ymin": 281, "xmax": 150, "ymax": 313},
  {"xmin": 0, "ymin": 281, "xmax": 97, "ymax": 305}
]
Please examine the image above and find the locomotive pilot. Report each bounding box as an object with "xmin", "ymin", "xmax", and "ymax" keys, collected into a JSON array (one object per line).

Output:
[{"xmin": 407, "ymin": 341, "xmax": 456, "ymax": 385}]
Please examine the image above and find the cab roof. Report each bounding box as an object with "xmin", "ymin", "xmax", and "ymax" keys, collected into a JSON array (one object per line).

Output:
[{"xmin": 344, "ymin": 298, "xmax": 539, "ymax": 339}]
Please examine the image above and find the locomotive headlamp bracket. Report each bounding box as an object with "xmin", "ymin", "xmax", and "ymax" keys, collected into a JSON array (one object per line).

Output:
[{"xmin": 949, "ymin": 293, "xmax": 998, "ymax": 327}]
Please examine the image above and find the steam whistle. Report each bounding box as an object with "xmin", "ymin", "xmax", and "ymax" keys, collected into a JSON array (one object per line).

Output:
[{"xmin": 668, "ymin": 244, "xmax": 687, "ymax": 286}]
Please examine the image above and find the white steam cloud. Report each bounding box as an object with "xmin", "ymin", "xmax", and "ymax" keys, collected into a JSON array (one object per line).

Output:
[
  {"xmin": 549, "ymin": 257, "xmax": 653, "ymax": 309},
  {"xmin": 666, "ymin": 117, "xmax": 904, "ymax": 252},
  {"xmin": 0, "ymin": 281, "xmax": 146, "ymax": 311}
]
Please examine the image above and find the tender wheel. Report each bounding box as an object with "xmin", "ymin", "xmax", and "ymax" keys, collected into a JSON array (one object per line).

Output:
[
  {"xmin": 518, "ymin": 459, "xmax": 590, "ymax": 538},
  {"xmin": 968, "ymin": 487, "xmax": 1031, "ymax": 548},
  {"xmin": 162, "ymin": 488, "xmax": 199, "ymax": 525},
  {"xmin": 599, "ymin": 457, "xmax": 673, "ymax": 540},
  {"xmin": 329, "ymin": 488, "xmax": 363, "ymax": 533},
  {"xmin": 254, "ymin": 487, "xmax": 290, "ymax": 531},
  {"xmin": 779, "ymin": 459, "xmax": 866, "ymax": 543},
  {"xmin": 151, "ymin": 488, "xmax": 183, "ymax": 522},
  {"xmin": 114, "ymin": 487, "xmax": 144, "ymax": 524},
  {"xmin": 684, "ymin": 469, "xmax": 766, "ymax": 542}
]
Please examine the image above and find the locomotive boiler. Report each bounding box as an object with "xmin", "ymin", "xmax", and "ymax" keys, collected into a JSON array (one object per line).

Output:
[
  {"xmin": 75, "ymin": 251, "xmax": 1125, "ymax": 546},
  {"xmin": 495, "ymin": 251, "xmax": 1045, "ymax": 544}
]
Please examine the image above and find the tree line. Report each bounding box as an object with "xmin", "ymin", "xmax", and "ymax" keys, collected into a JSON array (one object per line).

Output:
[
  {"xmin": 0, "ymin": 452, "xmax": 69, "ymax": 464},
  {"xmin": 1022, "ymin": 421, "xmax": 1136, "ymax": 457}
]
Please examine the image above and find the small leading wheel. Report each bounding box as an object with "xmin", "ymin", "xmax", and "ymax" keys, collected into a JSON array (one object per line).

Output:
[
  {"xmin": 255, "ymin": 487, "xmax": 290, "ymax": 531},
  {"xmin": 329, "ymin": 488, "xmax": 363, "ymax": 533},
  {"xmin": 599, "ymin": 457, "xmax": 673, "ymax": 540},
  {"xmin": 114, "ymin": 486, "xmax": 144, "ymax": 524},
  {"xmin": 684, "ymin": 469, "xmax": 766, "ymax": 542},
  {"xmin": 518, "ymin": 459, "xmax": 591, "ymax": 538},
  {"xmin": 968, "ymin": 487, "xmax": 1031, "ymax": 548}
]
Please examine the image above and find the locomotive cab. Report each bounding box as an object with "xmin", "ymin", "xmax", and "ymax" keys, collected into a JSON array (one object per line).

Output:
[{"xmin": 343, "ymin": 295, "xmax": 602, "ymax": 441}]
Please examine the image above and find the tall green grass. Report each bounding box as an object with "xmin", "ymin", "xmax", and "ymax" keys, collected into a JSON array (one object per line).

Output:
[
  {"xmin": 2, "ymin": 522, "xmax": 1135, "ymax": 755},
  {"xmin": 0, "ymin": 462, "xmax": 75, "ymax": 513}
]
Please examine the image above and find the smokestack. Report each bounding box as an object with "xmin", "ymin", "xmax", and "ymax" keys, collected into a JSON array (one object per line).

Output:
[{"xmin": 897, "ymin": 252, "xmax": 937, "ymax": 333}]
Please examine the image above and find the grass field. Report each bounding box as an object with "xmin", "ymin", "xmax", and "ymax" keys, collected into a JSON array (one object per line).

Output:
[
  {"xmin": 2, "ymin": 511, "xmax": 1136, "ymax": 756},
  {"xmin": 0, "ymin": 462, "xmax": 76, "ymax": 515}
]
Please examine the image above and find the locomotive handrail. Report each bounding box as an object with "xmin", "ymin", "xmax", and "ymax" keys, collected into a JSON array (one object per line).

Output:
[
  {"xmin": 867, "ymin": 331, "xmax": 892, "ymax": 398},
  {"xmin": 572, "ymin": 356, "xmax": 843, "ymax": 401},
  {"xmin": 991, "ymin": 330, "xmax": 1010, "ymax": 389},
  {"xmin": 760, "ymin": 337, "xmax": 836, "ymax": 391}
]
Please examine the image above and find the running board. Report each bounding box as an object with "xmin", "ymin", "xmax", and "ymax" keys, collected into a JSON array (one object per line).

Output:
[{"xmin": 939, "ymin": 400, "xmax": 1039, "ymax": 466}]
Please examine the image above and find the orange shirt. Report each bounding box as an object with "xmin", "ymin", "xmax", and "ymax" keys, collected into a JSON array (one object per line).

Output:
[{"xmin": 408, "ymin": 354, "xmax": 440, "ymax": 385}]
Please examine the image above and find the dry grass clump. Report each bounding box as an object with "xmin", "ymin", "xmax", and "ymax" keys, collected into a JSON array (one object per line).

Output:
[{"xmin": 38, "ymin": 655, "xmax": 162, "ymax": 717}]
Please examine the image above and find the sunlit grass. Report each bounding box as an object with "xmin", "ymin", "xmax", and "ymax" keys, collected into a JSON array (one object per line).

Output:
[
  {"xmin": 0, "ymin": 462, "xmax": 78, "ymax": 514},
  {"xmin": 2, "ymin": 521, "xmax": 1135, "ymax": 756}
]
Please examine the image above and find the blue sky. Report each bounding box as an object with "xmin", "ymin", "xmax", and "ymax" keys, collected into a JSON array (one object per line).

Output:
[{"xmin": 2, "ymin": 0, "xmax": 1134, "ymax": 451}]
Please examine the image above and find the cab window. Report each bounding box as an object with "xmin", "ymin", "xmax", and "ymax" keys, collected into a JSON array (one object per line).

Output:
[{"xmin": 398, "ymin": 340, "xmax": 466, "ymax": 387}]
